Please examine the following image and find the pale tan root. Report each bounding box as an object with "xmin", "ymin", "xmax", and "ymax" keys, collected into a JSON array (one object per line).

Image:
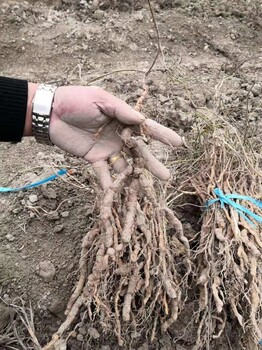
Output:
[
  {"xmin": 42, "ymin": 129, "xmax": 191, "ymax": 349},
  {"xmin": 65, "ymin": 228, "xmax": 99, "ymax": 315}
]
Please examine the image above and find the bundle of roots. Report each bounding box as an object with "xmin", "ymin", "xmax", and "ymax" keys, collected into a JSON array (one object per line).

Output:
[
  {"xmin": 185, "ymin": 118, "xmax": 262, "ymax": 349},
  {"xmin": 43, "ymin": 128, "xmax": 191, "ymax": 350},
  {"xmin": 43, "ymin": 112, "xmax": 262, "ymax": 350}
]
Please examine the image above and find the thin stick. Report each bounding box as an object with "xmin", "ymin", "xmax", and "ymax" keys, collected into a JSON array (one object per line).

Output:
[
  {"xmin": 146, "ymin": 0, "xmax": 165, "ymax": 76},
  {"xmin": 86, "ymin": 69, "xmax": 145, "ymax": 84},
  {"xmin": 243, "ymin": 81, "xmax": 255, "ymax": 145}
]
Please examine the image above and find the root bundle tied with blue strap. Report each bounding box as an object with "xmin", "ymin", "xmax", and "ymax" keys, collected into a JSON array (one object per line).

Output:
[
  {"xmin": 0, "ymin": 169, "xmax": 68, "ymax": 193},
  {"xmin": 184, "ymin": 129, "xmax": 262, "ymax": 349},
  {"xmin": 206, "ymin": 188, "xmax": 262, "ymax": 227}
]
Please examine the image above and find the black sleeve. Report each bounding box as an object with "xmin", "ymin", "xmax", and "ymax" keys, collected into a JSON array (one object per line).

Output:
[{"xmin": 0, "ymin": 76, "xmax": 28, "ymax": 142}]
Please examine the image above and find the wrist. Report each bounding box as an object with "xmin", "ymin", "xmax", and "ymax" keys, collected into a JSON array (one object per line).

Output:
[{"xmin": 23, "ymin": 82, "xmax": 39, "ymax": 136}]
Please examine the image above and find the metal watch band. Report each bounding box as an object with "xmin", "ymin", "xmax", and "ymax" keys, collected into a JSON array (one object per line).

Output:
[{"xmin": 32, "ymin": 84, "xmax": 57, "ymax": 145}]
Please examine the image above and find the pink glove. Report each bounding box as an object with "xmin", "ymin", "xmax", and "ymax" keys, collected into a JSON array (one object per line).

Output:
[{"xmin": 47, "ymin": 86, "xmax": 182, "ymax": 189}]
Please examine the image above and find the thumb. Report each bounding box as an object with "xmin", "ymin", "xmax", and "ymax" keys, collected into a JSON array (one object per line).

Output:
[{"xmin": 95, "ymin": 89, "xmax": 145, "ymax": 125}]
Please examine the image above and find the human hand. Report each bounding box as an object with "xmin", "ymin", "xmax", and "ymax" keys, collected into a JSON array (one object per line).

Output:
[{"xmin": 49, "ymin": 86, "xmax": 182, "ymax": 189}]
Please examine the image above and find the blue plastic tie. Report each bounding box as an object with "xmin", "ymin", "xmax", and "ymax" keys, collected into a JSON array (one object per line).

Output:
[
  {"xmin": 206, "ymin": 188, "xmax": 262, "ymax": 227},
  {"xmin": 0, "ymin": 169, "xmax": 68, "ymax": 193}
]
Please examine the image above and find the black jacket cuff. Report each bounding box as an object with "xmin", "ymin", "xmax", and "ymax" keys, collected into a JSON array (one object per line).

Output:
[{"xmin": 0, "ymin": 76, "xmax": 28, "ymax": 142}]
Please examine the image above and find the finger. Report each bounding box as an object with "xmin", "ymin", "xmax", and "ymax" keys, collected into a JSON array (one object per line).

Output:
[
  {"xmin": 143, "ymin": 119, "xmax": 182, "ymax": 147},
  {"xmin": 91, "ymin": 160, "xmax": 113, "ymax": 190},
  {"xmin": 136, "ymin": 139, "xmax": 170, "ymax": 181},
  {"xmin": 112, "ymin": 157, "xmax": 129, "ymax": 174},
  {"xmin": 96, "ymin": 89, "xmax": 145, "ymax": 125}
]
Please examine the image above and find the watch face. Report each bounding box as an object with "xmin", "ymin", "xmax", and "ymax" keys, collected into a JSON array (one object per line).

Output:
[
  {"xmin": 33, "ymin": 88, "xmax": 55, "ymax": 115},
  {"xmin": 32, "ymin": 85, "xmax": 56, "ymax": 145}
]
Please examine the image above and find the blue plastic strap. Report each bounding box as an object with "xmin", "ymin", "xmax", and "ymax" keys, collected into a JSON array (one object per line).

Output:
[
  {"xmin": 206, "ymin": 188, "xmax": 262, "ymax": 227},
  {"xmin": 0, "ymin": 169, "xmax": 67, "ymax": 193}
]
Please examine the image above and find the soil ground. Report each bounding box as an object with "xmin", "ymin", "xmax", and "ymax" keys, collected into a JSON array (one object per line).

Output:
[{"xmin": 0, "ymin": 1, "xmax": 262, "ymax": 349}]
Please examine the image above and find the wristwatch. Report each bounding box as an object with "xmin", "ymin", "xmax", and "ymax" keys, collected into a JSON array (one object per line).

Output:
[{"xmin": 32, "ymin": 84, "xmax": 57, "ymax": 145}]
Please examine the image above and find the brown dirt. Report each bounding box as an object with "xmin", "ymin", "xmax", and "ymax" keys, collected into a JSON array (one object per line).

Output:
[{"xmin": 0, "ymin": 1, "xmax": 262, "ymax": 349}]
